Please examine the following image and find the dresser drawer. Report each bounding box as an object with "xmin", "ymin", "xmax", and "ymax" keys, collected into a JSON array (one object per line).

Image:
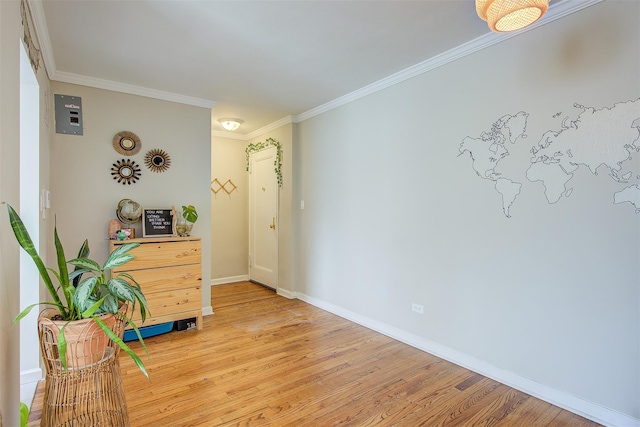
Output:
[
  {"xmin": 131, "ymin": 288, "xmax": 201, "ymax": 322},
  {"xmin": 114, "ymin": 240, "xmax": 201, "ymax": 271},
  {"xmin": 119, "ymin": 264, "xmax": 201, "ymax": 294}
]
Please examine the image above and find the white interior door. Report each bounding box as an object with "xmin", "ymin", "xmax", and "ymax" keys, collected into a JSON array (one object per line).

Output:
[{"xmin": 249, "ymin": 147, "xmax": 278, "ymax": 289}]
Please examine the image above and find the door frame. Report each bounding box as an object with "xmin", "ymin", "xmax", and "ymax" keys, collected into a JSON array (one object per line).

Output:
[
  {"xmin": 19, "ymin": 40, "xmax": 43, "ymax": 401},
  {"xmin": 248, "ymin": 146, "xmax": 279, "ymax": 290}
]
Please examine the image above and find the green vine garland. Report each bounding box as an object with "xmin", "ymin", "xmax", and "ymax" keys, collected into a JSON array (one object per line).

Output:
[{"xmin": 245, "ymin": 138, "xmax": 283, "ymax": 187}]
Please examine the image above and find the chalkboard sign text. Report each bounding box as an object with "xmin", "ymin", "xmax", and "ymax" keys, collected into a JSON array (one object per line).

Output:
[{"xmin": 143, "ymin": 208, "xmax": 175, "ymax": 237}]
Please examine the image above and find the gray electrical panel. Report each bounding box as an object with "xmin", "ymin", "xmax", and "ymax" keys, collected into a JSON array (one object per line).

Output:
[{"xmin": 54, "ymin": 94, "xmax": 83, "ymax": 135}]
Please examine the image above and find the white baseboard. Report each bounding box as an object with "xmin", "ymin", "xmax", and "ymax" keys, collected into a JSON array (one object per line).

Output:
[
  {"xmin": 210, "ymin": 275, "xmax": 249, "ymax": 286},
  {"xmin": 20, "ymin": 368, "xmax": 42, "ymax": 409},
  {"xmin": 276, "ymin": 288, "xmax": 294, "ymax": 299},
  {"xmin": 202, "ymin": 305, "xmax": 214, "ymax": 316},
  {"xmin": 20, "ymin": 368, "xmax": 42, "ymax": 385},
  {"xmin": 295, "ymin": 292, "xmax": 639, "ymax": 427}
]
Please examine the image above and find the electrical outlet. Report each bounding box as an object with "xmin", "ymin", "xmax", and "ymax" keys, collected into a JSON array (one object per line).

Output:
[{"xmin": 412, "ymin": 303, "xmax": 424, "ymax": 314}]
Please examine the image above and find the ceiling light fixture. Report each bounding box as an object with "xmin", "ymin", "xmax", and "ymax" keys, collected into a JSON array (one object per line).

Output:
[
  {"xmin": 476, "ymin": 0, "xmax": 549, "ymax": 33},
  {"xmin": 218, "ymin": 118, "xmax": 243, "ymax": 132}
]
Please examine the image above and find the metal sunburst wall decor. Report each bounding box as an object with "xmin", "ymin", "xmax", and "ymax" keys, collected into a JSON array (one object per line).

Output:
[
  {"xmin": 144, "ymin": 149, "xmax": 171, "ymax": 173},
  {"xmin": 111, "ymin": 158, "xmax": 141, "ymax": 185}
]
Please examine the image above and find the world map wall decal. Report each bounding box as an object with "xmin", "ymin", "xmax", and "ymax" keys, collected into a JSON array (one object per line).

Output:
[{"xmin": 458, "ymin": 98, "xmax": 640, "ymax": 218}]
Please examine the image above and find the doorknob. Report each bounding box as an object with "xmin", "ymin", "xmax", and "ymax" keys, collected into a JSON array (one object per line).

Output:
[{"xmin": 269, "ymin": 217, "xmax": 276, "ymax": 230}]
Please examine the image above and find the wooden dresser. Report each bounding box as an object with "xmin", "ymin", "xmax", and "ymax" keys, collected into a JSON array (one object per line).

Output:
[{"xmin": 110, "ymin": 236, "xmax": 203, "ymax": 330}]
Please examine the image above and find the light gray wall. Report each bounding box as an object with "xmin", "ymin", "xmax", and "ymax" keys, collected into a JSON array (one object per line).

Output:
[
  {"xmin": 211, "ymin": 135, "xmax": 249, "ymax": 279},
  {"xmin": 294, "ymin": 1, "xmax": 639, "ymax": 421},
  {"xmin": 49, "ymin": 82, "xmax": 212, "ymax": 316},
  {"xmin": 0, "ymin": 2, "xmax": 22, "ymax": 424}
]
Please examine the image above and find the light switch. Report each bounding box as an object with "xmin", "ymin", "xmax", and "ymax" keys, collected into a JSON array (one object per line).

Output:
[{"xmin": 300, "ymin": 200, "xmax": 305, "ymax": 210}]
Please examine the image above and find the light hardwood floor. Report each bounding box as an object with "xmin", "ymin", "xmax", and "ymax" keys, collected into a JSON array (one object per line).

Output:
[{"xmin": 29, "ymin": 282, "xmax": 601, "ymax": 426}]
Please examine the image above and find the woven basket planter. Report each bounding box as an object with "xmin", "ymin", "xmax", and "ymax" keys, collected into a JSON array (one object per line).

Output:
[{"xmin": 37, "ymin": 304, "xmax": 130, "ymax": 427}]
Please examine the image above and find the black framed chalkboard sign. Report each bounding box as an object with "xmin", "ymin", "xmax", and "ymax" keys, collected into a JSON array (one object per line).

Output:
[{"xmin": 142, "ymin": 208, "xmax": 175, "ymax": 237}]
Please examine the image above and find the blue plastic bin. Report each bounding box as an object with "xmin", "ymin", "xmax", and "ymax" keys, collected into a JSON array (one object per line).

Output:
[{"xmin": 123, "ymin": 322, "xmax": 173, "ymax": 342}]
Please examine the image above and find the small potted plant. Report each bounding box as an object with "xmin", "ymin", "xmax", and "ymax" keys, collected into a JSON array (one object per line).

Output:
[
  {"xmin": 6, "ymin": 203, "xmax": 150, "ymax": 377},
  {"xmin": 177, "ymin": 204, "xmax": 198, "ymax": 237}
]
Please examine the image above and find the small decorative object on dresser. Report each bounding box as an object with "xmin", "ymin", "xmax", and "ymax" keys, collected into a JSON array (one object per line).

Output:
[
  {"xmin": 110, "ymin": 236, "xmax": 203, "ymax": 331},
  {"xmin": 142, "ymin": 208, "xmax": 175, "ymax": 237},
  {"xmin": 108, "ymin": 218, "xmax": 122, "ymax": 239},
  {"xmin": 177, "ymin": 204, "xmax": 198, "ymax": 237}
]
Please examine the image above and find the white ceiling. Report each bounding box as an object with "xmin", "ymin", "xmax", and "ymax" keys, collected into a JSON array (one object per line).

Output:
[{"xmin": 31, "ymin": 0, "xmax": 572, "ymax": 136}]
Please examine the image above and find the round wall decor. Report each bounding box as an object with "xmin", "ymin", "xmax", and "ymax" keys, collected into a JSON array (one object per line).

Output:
[
  {"xmin": 144, "ymin": 149, "xmax": 171, "ymax": 173},
  {"xmin": 111, "ymin": 159, "xmax": 141, "ymax": 185},
  {"xmin": 113, "ymin": 131, "xmax": 141, "ymax": 156}
]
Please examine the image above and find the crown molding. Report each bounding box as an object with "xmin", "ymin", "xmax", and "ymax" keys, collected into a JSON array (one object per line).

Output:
[
  {"xmin": 295, "ymin": 0, "xmax": 604, "ymax": 123},
  {"xmin": 29, "ymin": 0, "xmax": 602, "ymax": 125},
  {"xmin": 245, "ymin": 116, "xmax": 293, "ymax": 141},
  {"xmin": 28, "ymin": 1, "xmax": 216, "ymax": 109},
  {"xmin": 52, "ymin": 71, "xmax": 216, "ymax": 109},
  {"xmin": 28, "ymin": 0, "xmax": 55, "ymax": 79}
]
